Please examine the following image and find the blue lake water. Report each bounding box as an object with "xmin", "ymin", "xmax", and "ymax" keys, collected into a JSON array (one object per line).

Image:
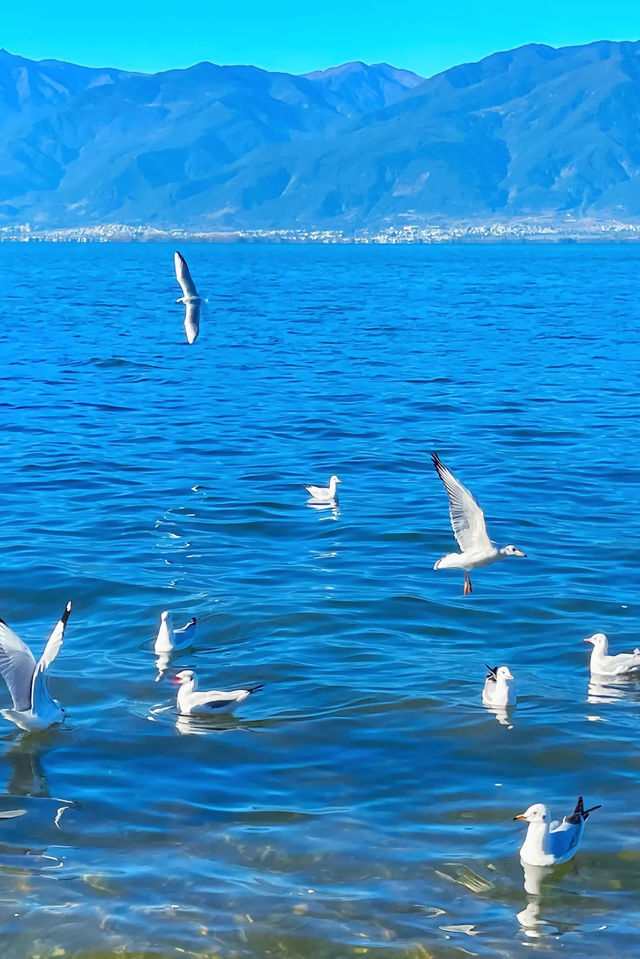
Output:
[{"xmin": 0, "ymin": 241, "xmax": 638, "ymax": 958}]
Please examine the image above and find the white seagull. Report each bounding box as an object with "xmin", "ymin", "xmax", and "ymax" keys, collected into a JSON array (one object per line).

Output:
[
  {"xmin": 482, "ymin": 665, "xmax": 516, "ymax": 707},
  {"xmin": 305, "ymin": 474, "xmax": 341, "ymax": 503},
  {"xmin": 0, "ymin": 603, "xmax": 71, "ymax": 731},
  {"xmin": 583, "ymin": 632, "xmax": 640, "ymax": 677},
  {"xmin": 154, "ymin": 611, "xmax": 197, "ymax": 655},
  {"xmin": 514, "ymin": 796, "xmax": 601, "ymax": 866},
  {"xmin": 431, "ymin": 452, "xmax": 526, "ymax": 594},
  {"xmin": 173, "ymin": 669, "xmax": 263, "ymax": 716},
  {"xmin": 174, "ymin": 251, "xmax": 202, "ymax": 344}
]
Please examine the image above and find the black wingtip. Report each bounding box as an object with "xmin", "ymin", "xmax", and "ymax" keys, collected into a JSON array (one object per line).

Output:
[
  {"xmin": 431, "ymin": 451, "xmax": 447, "ymax": 475},
  {"xmin": 247, "ymin": 683, "xmax": 264, "ymax": 694},
  {"xmin": 484, "ymin": 664, "xmax": 498, "ymax": 680},
  {"xmin": 61, "ymin": 602, "xmax": 72, "ymax": 626},
  {"xmin": 189, "ymin": 617, "xmax": 197, "ymax": 626},
  {"xmin": 571, "ymin": 796, "xmax": 601, "ymax": 821}
]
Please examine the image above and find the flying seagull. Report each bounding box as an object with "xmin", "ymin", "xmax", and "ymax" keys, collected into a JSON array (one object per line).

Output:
[
  {"xmin": 154, "ymin": 611, "xmax": 197, "ymax": 655},
  {"xmin": 431, "ymin": 452, "xmax": 526, "ymax": 594},
  {"xmin": 304, "ymin": 474, "xmax": 341, "ymax": 503},
  {"xmin": 0, "ymin": 603, "xmax": 71, "ymax": 731},
  {"xmin": 172, "ymin": 669, "xmax": 263, "ymax": 716},
  {"xmin": 514, "ymin": 796, "xmax": 601, "ymax": 866},
  {"xmin": 583, "ymin": 633, "xmax": 640, "ymax": 677},
  {"xmin": 174, "ymin": 251, "xmax": 202, "ymax": 344},
  {"xmin": 482, "ymin": 665, "xmax": 516, "ymax": 707}
]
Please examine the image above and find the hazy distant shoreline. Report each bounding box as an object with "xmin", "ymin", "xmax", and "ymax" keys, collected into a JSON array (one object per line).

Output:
[{"xmin": 3, "ymin": 222, "xmax": 640, "ymax": 244}]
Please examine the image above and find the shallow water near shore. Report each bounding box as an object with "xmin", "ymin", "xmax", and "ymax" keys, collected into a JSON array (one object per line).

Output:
[{"xmin": 0, "ymin": 241, "xmax": 638, "ymax": 958}]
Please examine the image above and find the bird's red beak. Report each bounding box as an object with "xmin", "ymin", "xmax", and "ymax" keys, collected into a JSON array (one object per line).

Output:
[{"xmin": 170, "ymin": 676, "xmax": 183, "ymax": 685}]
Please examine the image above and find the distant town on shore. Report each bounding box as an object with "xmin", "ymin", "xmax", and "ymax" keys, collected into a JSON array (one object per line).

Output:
[{"xmin": 3, "ymin": 220, "xmax": 640, "ymax": 244}]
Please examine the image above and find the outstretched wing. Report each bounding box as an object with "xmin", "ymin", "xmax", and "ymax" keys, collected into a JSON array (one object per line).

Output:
[
  {"xmin": 174, "ymin": 251, "xmax": 199, "ymax": 298},
  {"xmin": 0, "ymin": 619, "xmax": 37, "ymax": 711},
  {"xmin": 31, "ymin": 602, "xmax": 71, "ymax": 713},
  {"xmin": 431, "ymin": 453, "xmax": 492, "ymax": 553},
  {"xmin": 184, "ymin": 299, "xmax": 200, "ymax": 344}
]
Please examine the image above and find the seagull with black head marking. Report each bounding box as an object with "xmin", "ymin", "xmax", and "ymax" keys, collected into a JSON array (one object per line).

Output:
[
  {"xmin": 0, "ymin": 603, "xmax": 71, "ymax": 731},
  {"xmin": 431, "ymin": 452, "xmax": 526, "ymax": 594},
  {"xmin": 174, "ymin": 251, "xmax": 202, "ymax": 344}
]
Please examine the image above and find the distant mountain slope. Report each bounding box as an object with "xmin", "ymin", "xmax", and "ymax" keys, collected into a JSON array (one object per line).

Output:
[
  {"xmin": 0, "ymin": 50, "xmax": 422, "ymax": 225},
  {"xmin": 2, "ymin": 41, "xmax": 640, "ymax": 229},
  {"xmin": 182, "ymin": 40, "xmax": 640, "ymax": 229}
]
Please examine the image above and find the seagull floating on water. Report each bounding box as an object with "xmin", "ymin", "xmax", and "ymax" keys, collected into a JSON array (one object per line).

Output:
[
  {"xmin": 0, "ymin": 603, "xmax": 71, "ymax": 731},
  {"xmin": 514, "ymin": 796, "xmax": 600, "ymax": 867},
  {"xmin": 482, "ymin": 665, "xmax": 516, "ymax": 707},
  {"xmin": 174, "ymin": 251, "xmax": 202, "ymax": 344},
  {"xmin": 583, "ymin": 632, "xmax": 640, "ymax": 677},
  {"xmin": 305, "ymin": 474, "xmax": 341, "ymax": 504},
  {"xmin": 172, "ymin": 669, "xmax": 263, "ymax": 716},
  {"xmin": 154, "ymin": 611, "xmax": 197, "ymax": 655},
  {"xmin": 431, "ymin": 452, "xmax": 526, "ymax": 594}
]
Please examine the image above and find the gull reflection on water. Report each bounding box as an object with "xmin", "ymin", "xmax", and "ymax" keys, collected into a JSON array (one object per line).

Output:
[
  {"xmin": 175, "ymin": 713, "xmax": 254, "ymax": 736},
  {"xmin": 5, "ymin": 732, "xmax": 55, "ymax": 798},
  {"xmin": 516, "ymin": 863, "xmax": 554, "ymax": 938},
  {"xmin": 4, "ymin": 732, "xmax": 79, "ymax": 831},
  {"xmin": 306, "ymin": 500, "xmax": 340, "ymax": 521},
  {"xmin": 482, "ymin": 704, "xmax": 515, "ymax": 728},
  {"xmin": 155, "ymin": 651, "xmax": 171, "ymax": 682},
  {"xmin": 587, "ymin": 677, "xmax": 634, "ymax": 704},
  {"xmin": 516, "ymin": 860, "xmax": 581, "ymax": 939}
]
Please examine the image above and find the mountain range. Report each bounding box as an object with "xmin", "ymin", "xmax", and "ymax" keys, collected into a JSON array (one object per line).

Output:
[{"xmin": 2, "ymin": 40, "xmax": 640, "ymax": 230}]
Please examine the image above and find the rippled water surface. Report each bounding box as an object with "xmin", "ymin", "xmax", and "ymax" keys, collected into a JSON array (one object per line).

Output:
[{"xmin": 0, "ymin": 242, "xmax": 639, "ymax": 958}]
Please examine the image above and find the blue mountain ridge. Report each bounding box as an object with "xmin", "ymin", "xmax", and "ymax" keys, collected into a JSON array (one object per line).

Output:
[{"xmin": 1, "ymin": 41, "xmax": 640, "ymax": 229}]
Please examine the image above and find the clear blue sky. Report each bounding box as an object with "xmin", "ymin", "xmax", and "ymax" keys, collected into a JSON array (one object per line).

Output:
[{"xmin": 4, "ymin": 0, "xmax": 640, "ymax": 77}]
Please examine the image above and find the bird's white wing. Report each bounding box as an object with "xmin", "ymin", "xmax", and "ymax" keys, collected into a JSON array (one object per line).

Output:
[
  {"xmin": 31, "ymin": 602, "xmax": 71, "ymax": 713},
  {"xmin": 174, "ymin": 251, "xmax": 199, "ymax": 298},
  {"xmin": 548, "ymin": 819, "xmax": 583, "ymax": 862},
  {"xmin": 184, "ymin": 299, "xmax": 200, "ymax": 344},
  {"xmin": 610, "ymin": 651, "xmax": 640, "ymax": 673},
  {"xmin": 431, "ymin": 453, "xmax": 492, "ymax": 553},
  {"xmin": 36, "ymin": 602, "xmax": 71, "ymax": 673},
  {"xmin": 189, "ymin": 689, "xmax": 248, "ymax": 711},
  {"xmin": 0, "ymin": 619, "xmax": 36, "ymax": 712}
]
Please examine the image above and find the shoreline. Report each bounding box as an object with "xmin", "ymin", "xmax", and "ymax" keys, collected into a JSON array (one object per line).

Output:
[{"xmin": 3, "ymin": 225, "xmax": 640, "ymax": 244}]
